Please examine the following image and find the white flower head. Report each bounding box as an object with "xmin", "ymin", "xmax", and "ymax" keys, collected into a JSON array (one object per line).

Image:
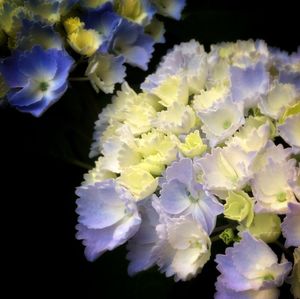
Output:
[
  {"xmin": 258, "ymin": 82, "xmax": 297, "ymax": 120},
  {"xmin": 198, "ymin": 144, "xmax": 255, "ymax": 196},
  {"xmin": 153, "ymin": 212, "xmax": 211, "ymax": 281},
  {"xmin": 153, "ymin": 102, "xmax": 197, "ymax": 135},
  {"xmin": 252, "ymin": 159, "xmax": 298, "ymax": 214},
  {"xmin": 226, "ymin": 120, "xmax": 270, "ymax": 154},
  {"xmin": 197, "ymin": 95, "xmax": 245, "ymax": 147},
  {"xmin": 252, "ymin": 140, "xmax": 292, "ymax": 173}
]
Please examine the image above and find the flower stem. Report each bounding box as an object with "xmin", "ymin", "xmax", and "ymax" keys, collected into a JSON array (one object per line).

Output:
[
  {"xmin": 211, "ymin": 235, "xmax": 220, "ymax": 242},
  {"xmin": 69, "ymin": 77, "xmax": 90, "ymax": 81},
  {"xmin": 65, "ymin": 158, "xmax": 93, "ymax": 170},
  {"xmin": 212, "ymin": 223, "xmax": 236, "ymax": 234}
]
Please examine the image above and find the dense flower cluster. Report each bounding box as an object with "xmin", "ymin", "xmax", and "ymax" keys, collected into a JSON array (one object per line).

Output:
[
  {"xmin": 76, "ymin": 39, "xmax": 300, "ymax": 297},
  {"xmin": 0, "ymin": 0, "xmax": 185, "ymax": 116}
]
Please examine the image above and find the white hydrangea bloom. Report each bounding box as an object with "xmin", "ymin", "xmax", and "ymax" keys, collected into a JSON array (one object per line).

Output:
[
  {"xmin": 153, "ymin": 103, "xmax": 197, "ymax": 135},
  {"xmin": 197, "ymin": 96, "xmax": 245, "ymax": 147},
  {"xmin": 251, "ymin": 141, "xmax": 292, "ymax": 173},
  {"xmin": 198, "ymin": 144, "xmax": 255, "ymax": 197},
  {"xmin": 149, "ymin": 75, "xmax": 189, "ymax": 107},
  {"xmin": 152, "ymin": 210, "xmax": 211, "ymax": 281},
  {"xmin": 258, "ymin": 83, "xmax": 297, "ymax": 120},
  {"xmin": 226, "ymin": 121, "xmax": 270, "ymax": 154},
  {"xmin": 252, "ymin": 159, "xmax": 298, "ymax": 214},
  {"xmin": 192, "ymin": 84, "xmax": 229, "ymax": 112}
]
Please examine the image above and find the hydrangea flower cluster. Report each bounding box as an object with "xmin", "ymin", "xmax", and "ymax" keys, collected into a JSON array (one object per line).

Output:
[
  {"xmin": 0, "ymin": 0, "xmax": 185, "ymax": 116},
  {"xmin": 76, "ymin": 39, "xmax": 300, "ymax": 297}
]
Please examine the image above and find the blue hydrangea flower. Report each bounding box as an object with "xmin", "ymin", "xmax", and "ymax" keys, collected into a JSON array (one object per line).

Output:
[
  {"xmin": 76, "ymin": 179, "xmax": 141, "ymax": 261},
  {"xmin": 157, "ymin": 158, "xmax": 223, "ymax": 234},
  {"xmin": 15, "ymin": 19, "xmax": 63, "ymax": 50},
  {"xmin": 110, "ymin": 18, "xmax": 154, "ymax": 70},
  {"xmin": 0, "ymin": 46, "xmax": 74, "ymax": 117},
  {"xmin": 215, "ymin": 232, "xmax": 292, "ymax": 294}
]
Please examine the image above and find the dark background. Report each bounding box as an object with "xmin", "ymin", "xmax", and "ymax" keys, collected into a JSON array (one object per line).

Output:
[{"xmin": 2, "ymin": 2, "xmax": 299, "ymax": 298}]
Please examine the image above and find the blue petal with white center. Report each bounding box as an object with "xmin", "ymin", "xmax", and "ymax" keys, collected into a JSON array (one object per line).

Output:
[{"xmin": 0, "ymin": 46, "xmax": 74, "ymax": 117}]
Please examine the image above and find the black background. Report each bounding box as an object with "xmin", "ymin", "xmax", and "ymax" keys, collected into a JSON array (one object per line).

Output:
[{"xmin": 2, "ymin": 1, "xmax": 299, "ymax": 298}]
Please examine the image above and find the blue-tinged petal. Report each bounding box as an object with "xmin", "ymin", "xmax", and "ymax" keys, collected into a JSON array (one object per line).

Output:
[
  {"xmin": 20, "ymin": 46, "xmax": 58, "ymax": 81},
  {"xmin": 230, "ymin": 62, "xmax": 269, "ymax": 109},
  {"xmin": 83, "ymin": 2, "xmax": 121, "ymax": 40},
  {"xmin": 215, "ymin": 232, "xmax": 292, "ymax": 292},
  {"xmin": 16, "ymin": 96, "xmax": 52, "ymax": 117},
  {"xmin": 111, "ymin": 19, "xmax": 154, "ymax": 70},
  {"xmin": 76, "ymin": 180, "xmax": 128, "ymax": 229},
  {"xmin": 216, "ymin": 252, "xmax": 255, "ymax": 291},
  {"xmin": 282, "ymin": 202, "xmax": 300, "ymax": 247},
  {"xmin": 76, "ymin": 223, "xmax": 116, "ymax": 261},
  {"xmin": 7, "ymin": 82, "xmax": 43, "ymax": 106},
  {"xmin": 52, "ymin": 50, "xmax": 74, "ymax": 85},
  {"xmin": 76, "ymin": 179, "xmax": 141, "ymax": 261},
  {"xmin": 279, "ymin": 71, "xmax": 300, "ymax": 92},
  {"xmin": 165, "ymin": 158, "xmax": 194, "ymax": 187},
  {"xmin": 193, "ymin": 195, "xmax": 223, "ymax": 234},
  {"xmin": 160, "ymin": 180, "xmax": 190, "ymax": 214},
  {"xmin": 231, "ymin": 232, "xmax": 278, "ymax": 279},
  {"xmin": 127, "ymin": 199, "xmax": 159, "ymax": 275}
]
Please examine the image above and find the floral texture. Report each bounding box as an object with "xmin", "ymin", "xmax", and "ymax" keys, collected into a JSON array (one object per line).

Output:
[
  {"xmin": 76, "ymin": 39, "xmax": 300, "ymax": 297},
  {"xmin": 0, "ymin": 0, "xmax": 186, "ymax": 116}
]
